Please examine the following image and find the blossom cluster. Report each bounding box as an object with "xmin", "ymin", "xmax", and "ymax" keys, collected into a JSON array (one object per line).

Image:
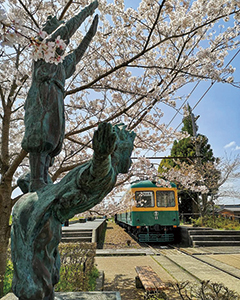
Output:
[
  {"xmin": 31, "ymin": 32, "xmax": 67, "ymax": 64},
  {"xmin": 0, "ymin": 7, "xmax": 23, "ymax": 47}
]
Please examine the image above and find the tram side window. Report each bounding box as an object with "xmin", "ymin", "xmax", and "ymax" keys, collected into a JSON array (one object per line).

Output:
[
  {"xmin": 156, "ymin": 191, "xmax": 175, "ymax": 207},
  {"xmin": 135, "ymin": 191, "xmax": 154, "ymax": 207}
]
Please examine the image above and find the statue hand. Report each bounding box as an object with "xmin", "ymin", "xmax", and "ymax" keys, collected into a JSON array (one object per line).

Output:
[
  {"xmin": 93, "ymin": 123, "xmax": 117, "ymax": 158},
  {"xmin": 89, "ymin": 0, "xmax": 99, "ymax": 13}
]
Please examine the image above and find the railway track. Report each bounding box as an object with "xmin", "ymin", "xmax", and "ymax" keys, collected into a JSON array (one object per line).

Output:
[
  {"xmin": 125, "ymin": 226, "xmax": 240, "ymax": 294},
  {"xmin": 139, "ymin": 243, "xmax": 240, "ymax": 294},
  {"xmin": 127, "ymin": 229, "xmax": 240, "ymax": 291}
]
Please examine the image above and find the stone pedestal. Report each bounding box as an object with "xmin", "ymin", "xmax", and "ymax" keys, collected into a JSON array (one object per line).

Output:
[{"xmin": 1, "ymin": 292, "xmax": 121, "ymax": 300}]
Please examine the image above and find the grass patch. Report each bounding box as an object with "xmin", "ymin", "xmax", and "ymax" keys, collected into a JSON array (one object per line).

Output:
[
  {"xmin": 3, "ymin": 260, "xmax": 14, "ymax": 296},
  {"xmin": 55, "ymin": 265, "xmax": 99, "ymax": 292}
]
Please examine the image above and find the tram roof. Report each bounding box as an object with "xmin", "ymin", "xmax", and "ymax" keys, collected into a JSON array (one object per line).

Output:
[{"xmin": 130, "ymin": 180, "xmax": 177, "ymax": 188}]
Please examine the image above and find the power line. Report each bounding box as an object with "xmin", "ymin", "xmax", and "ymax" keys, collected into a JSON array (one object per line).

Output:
[
  {"xmin": 131, "ymin": 156, "xmax": 202, "ymax": 160},
  {"xmin": 174, "ymin": 49, "xmax": 240, "ymax": 132},
  {"xmin": 166, "ymin": 81, "xmax": 200, "ymax": 129}
]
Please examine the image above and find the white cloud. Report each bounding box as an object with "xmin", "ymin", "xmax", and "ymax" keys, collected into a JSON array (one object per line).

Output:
[
  {"xmin": 224, "ymin": 141, "xmax": 236, "ymax": 149},
  {"xmin": 224, "ymin": 141, "xmax": 240, "ymax": 151}
]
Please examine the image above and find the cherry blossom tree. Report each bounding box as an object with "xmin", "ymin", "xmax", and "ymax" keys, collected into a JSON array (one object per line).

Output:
[
  {"xmin": 159, "ymin": 160, "xmax": 218, "ymax": 218},
  {"xmin": 0, "ymin": 0, "xmax": 240, "ymax": 295},
  {"xmin": 159, "ymin": 155, "xmax": 240, "ymax": 220},
  {"xmin": 216, "ymin": 154, "xmax": 240, "ymax": 201}
]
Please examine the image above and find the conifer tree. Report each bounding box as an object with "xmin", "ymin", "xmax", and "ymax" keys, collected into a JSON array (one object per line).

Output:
[{"xmin": 159, "ymin": 105, "xmax": 220, "ymax": 220}]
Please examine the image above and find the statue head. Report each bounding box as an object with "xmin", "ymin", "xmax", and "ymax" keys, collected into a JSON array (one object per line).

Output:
[
  {"xmin": 112, "ymin": 124, "xmax": 136, "ymax": 174},
  {"xmin": 42, "ymin": 16, "xmax": 64, "ymax": 35}
]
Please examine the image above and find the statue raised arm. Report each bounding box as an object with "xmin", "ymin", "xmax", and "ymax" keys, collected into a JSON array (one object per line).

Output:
[
  {"xmin": 12, "ymin": 123, "xmax": 136, "ymax": 300},
  {"xmin": 21, "ymin": 1, "xmax": 98, "ymax": 192}
]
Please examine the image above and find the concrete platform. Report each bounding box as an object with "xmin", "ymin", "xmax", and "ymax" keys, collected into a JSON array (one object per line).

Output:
[
  {"xmin": 62, "ymin": 219, "xmax": 105, "ymax": 231},
  {"xmin": 96, "ymin": 248, "xmax": 155, "ymax": 256},
  {"xmin": 62, "ymin": 219, "xmax": 106, "ymax": 243},
  {"xmin": 55, "ymin": 292, "xmax": 121, "ymax": 299},
  {"xmin": 180, "ymin": 246, "xmax": 240, "ymax": 255},
  {"xmin": 154, "ymin": 250, "xmax": 240, "ymax": 294},
  {"xmin": 1, "ymin": 292, "xmax": 121, "ymax": 300}
]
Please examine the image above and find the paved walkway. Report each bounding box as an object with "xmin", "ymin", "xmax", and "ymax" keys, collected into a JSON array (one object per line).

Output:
[
  {"xmin": 2, "ymin": 292, "xmax": 121, "ymax": 300},
  {"xmin": 95, "ymin": 247, "xmax": 240, "ymax": 300},
  {"xmin": 95, "ymin": 255, "xmax": 178, "ymax": 300}
]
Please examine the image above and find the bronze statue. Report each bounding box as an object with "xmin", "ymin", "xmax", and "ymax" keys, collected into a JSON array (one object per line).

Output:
[
  {"xmin": 22, "ymin": 1, "xmax": 98, "ymax": 192},
  {"xmin": 12, "ymin": 2, "xmax": 136, "ymax": 299},
  {"xmin": 12, "ymin": 123, "xmax": 136, "ymax": 300}
]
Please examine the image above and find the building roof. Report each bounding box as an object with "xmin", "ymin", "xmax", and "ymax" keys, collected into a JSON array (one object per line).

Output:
[{"xmin": 218, "ymin": 204, "xmax": 240, "ymax": 213}]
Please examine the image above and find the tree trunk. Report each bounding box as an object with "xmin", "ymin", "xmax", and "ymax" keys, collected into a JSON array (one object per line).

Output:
[
  {"xmin": 0, "ymin": 182, "xmax": 12, "ymax": 297},
  {"xmin": 202, "ymin": 194, "xmax": 208, "ymax": 217}
]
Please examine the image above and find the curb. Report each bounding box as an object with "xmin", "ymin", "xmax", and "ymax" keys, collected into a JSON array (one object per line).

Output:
[{"xmin": 96, "ymin": 270, "xmax": 105, "ymax": 291}]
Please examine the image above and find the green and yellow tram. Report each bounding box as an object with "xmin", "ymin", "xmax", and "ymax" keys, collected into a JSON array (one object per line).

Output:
[{"xmin": 115, "ymin": 180, "xmax": 180, "ymax": 243}]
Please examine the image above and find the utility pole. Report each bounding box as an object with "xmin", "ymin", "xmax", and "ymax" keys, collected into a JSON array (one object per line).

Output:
[
  {"xmin": 188, "ymin": 104, "xmax": 203, "ymax": 220},
  {"xmin": 188, "ymin": 104, "xmax": 201, "ymax": 164}
]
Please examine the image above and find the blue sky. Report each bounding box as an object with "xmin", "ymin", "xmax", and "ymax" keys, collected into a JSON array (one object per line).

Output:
[{"xmin": 193, "ymin": 79, "xmax": 240, "ymax": 159}]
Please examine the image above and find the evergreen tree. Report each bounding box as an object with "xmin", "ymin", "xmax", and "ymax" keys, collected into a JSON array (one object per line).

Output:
[{"xmin": 159, "ymin": 105, "xmax": 219, "ymax": 220}]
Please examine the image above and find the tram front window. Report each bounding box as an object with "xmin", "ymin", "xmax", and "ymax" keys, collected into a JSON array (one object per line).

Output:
[
  {"xmin": 135, "ymin": 191, "xmax": 154, "ymax": 207},
  {"xmin": 156, "ymin": 191, "xmax": 175, "ymax": 207}
]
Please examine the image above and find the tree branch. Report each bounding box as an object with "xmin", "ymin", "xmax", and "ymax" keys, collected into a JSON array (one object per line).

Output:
[
  {"xmin": 51, "ymin": 160, "xmax": 88, "ymax": 182},
  {"xmin": 17, "ymin": 0, "xmax": 40, "ymax": 29},
  {"xmin": 142, "ymin": 0, "xmax": 166, "ymax": 52},
  {"xmin": 65, "ymin": 8, "xmax": 239, "ymax": 97},
  {"xmin": 5, "ymin": 149, "xmax": 27, "ymax": 180},
  {"xmin": 0, "ymin": 84, "xmax": 5, "ymax": 109},
  {"xmin": 59, "ymin": 0, "xmax": 73, "ymax": 20},
  {"xmin": 65, "ymin": 94, "xmax": 145, "ymax": 137}
]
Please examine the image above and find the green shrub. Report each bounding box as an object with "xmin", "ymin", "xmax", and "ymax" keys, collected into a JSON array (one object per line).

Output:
[
  {"xmin": 55, "ymin": 242, "xmax": 97, "ymax": 292},
  {"xmin": 88, "ymin": 267, "xmax": 99, "ymax": 291},
  {"xmin": 192, "ymin": 216, "xmax": 240, "ymax": 230}
]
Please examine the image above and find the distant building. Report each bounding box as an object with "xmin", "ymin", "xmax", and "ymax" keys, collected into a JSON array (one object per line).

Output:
[{"xmin": 217, "ymin": 204, "xmax": 240, "ymax": 221}]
